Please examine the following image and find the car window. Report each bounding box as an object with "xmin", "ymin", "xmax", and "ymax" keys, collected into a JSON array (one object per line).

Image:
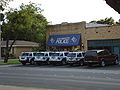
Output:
[
  {"xmin": 77, "ymin": 53, "xmax": 82, "ymax": 57},
  {"xmin": 85, "ymin": 51, "xmax": 97, "ymax": 56},
  {"xmin": 67, "ymin": 53, "xmax": 76, "ymax": 57},
  {"xmin": 60, "ymin": 53, "xmax": 63, "ymax": 56},
  {"xmin": 37, "ymin": 53, "xmax": 44, "ymax": 56},
  {"xmin": 33, "ymin": 53, "xmax": 37, "ymax": 56},
  {"xmin": 82, "ymin": 53, "xmax": 85, "ymax": 56},
  {"xmin": 103, "ymin": 50, "xmax": 110, "ymax": 55},
  {"xmin": 29, "ymin": 53, "xmax": 32, "ymax": 56},
  {"xmin": 98, "ymin": 51, "xmax": 104, "ymax": 56},
  {"xmin": 21, "ymin": 53, "xmax": 29, "ymax": 56},
  {"xmin": 45, "ymin": 53, "xmax": 48, "ymax": 56},
  {"xmin": 49, "ymin": 53, "xmax": 59, "ymax": 56},
  {"xmin": 64, "ymin": 53, "xmax": 69, "ymax": 56}
]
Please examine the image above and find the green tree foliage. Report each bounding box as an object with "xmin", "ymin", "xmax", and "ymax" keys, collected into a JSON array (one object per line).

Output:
[
  {"xmin": 0, "ymin": 0, "xmax": 13, "ymax": 21},
  {"xmin": 2, "ymin": 2, "xmax": 48, "ymax": 62},
  {"xmin": 90, "ymin": 17, "xmax": 116, "ymax": 25}
]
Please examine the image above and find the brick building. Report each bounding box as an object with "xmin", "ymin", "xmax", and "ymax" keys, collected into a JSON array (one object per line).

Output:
[{"xmin": 46, "ymin": 22, "xmax": 120, "ymax": 59}]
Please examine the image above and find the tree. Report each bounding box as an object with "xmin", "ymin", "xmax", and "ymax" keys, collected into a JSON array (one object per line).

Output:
[
  {"xmin": 0, "ymin": 0, "xmax": 13, "ymax": 21},
  {"xmin": 2, "ymin": 2, "xmax": 48, "ymax": 62},
  {"xmin": 90, "ymin": 17, "xmax": 116, "ymax": 25},
  {"xmin": 0, "ymin": 0, "xmax": 13, "ymax": 61}
]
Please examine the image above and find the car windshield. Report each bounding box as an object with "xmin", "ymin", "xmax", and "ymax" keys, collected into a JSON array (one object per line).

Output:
[
  {"xmin": 85, "ymin": 51, "xmax": 97, "ymax": 56},
  {"xmin": 36, "ymin": 53, "xmax": 44, "ymax": 56},
  {"xmin": 64, "ymin": 52, "xmax": 69, "ymax": 56},
  {"xmin": 33, "ymin": 53, "xmax": 39, "ymax": 56},
  {"xmin": 67, "ymin": 53, "xmax": 76, "ymax": 57},
  {"xmin": 21, "ymin": 53, "xmax": 29, "ymax": 56},
  {"xmin": 49, "ymin": 53, "xmax": 60, "ymax": 56}
]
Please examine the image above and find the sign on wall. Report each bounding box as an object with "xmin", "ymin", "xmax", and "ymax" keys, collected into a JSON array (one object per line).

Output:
[{"xmin": 47, "ymin": 34, "xmax": 81, "ymax": 46}]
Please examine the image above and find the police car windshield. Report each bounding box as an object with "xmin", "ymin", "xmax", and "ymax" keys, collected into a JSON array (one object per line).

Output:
[
  {"xmin": 49, "ymin": 53, "xmax": 59, "ymax": 56},
  {"xmin": 67, "ymin": 53, "xmax": 76, "ymax": 57},
  {"xmin": 21, "ymin": 53, "xmax": 29, "ymax": 56},
  {"xmin": 36, "ymin": 53, "xmax": 44, "ymax": 56}
]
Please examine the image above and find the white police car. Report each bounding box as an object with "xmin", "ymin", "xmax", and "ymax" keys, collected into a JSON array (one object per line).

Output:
[
  {"xmin": 66, "ymin": 51, "xmax": 85, "ymax": 66},
  {"xmin": 34, "ymin": 52, "xmax": 50, "ymax": 65},
  {"xmin": 49, "ymin": 51, "xmax": 69, "ymax": 65},
  {"xmin": 19, "ymin": 52, "xmax": 38, "ymax": 65}
]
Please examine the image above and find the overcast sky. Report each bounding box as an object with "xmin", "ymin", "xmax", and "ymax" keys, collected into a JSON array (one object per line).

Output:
[{"xmin": 9, "ymin": 0, "xmax": 120, "ymax": 24}]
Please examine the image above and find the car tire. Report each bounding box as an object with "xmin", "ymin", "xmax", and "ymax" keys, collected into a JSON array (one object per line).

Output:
[
  {"xmin": 30, "ymin": 60, "xmax": 35, "ymax": 65},
  {"xmin": 22, "ymin": 62, "xmax": 26, "ymax": 65},
  {"xmin": 100, "ymin": 61, "xmax": 106, "ymax": 67},
  {"xmin": 61, "ymin": 60, "xmax": 66, "ymax": 65},
  {"xmin": 46, "ymin": 60, "xmax": 50, "ymax": 65},
  {"xmin": 79, "ymin": 60, "xmax": 84, "ymax": 66},
  {"xmin": 114, "ymin": 59, "xmax": 119, "ymax": 65}
]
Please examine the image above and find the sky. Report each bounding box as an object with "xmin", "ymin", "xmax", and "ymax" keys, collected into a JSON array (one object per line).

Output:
[{"xmin": 8, "ymin": 0, "xmax": 120, "ymax": 24}]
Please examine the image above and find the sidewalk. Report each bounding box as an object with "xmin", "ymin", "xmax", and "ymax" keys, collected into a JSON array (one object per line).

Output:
[{"xmin": 0, "ymin": 85, "xmax": 54, "ymax": 90}]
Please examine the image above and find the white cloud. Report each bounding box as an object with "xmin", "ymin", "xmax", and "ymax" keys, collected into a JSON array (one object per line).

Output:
[{"xmin": 9, "ymin": 0, "xmax": 120, "ymax": 24}]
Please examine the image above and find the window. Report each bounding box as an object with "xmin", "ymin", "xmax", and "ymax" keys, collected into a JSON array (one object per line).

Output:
[
  {"xmin": 21, "ymin": 53, "xmax": 29, "ymax": 56},
  {"xmin": 45, "ymin": 53, "xmax": 48, "ymax": 56},
  {"xmin": 85, "ymin": 51, "xmax": 97, "ymax": 56},
  {"xmin": 29, "ymin": 53, "xmax": 32, "ymax": 56},
  {"xmin": 77, "ymin": 53, "xmax": 82, "ymax": 57},
  {"xmin": 64, "ymin": 53, "xmax": 69, "ymax": 56},
  {"xmin": 33, "ymin": 53, "xmax": 37, "ymax": 56},
  {"xmin": 60, "ymin": 53, "xmax": 63, "ymax": 56},
  {"xmin": 103, "ymin": 50, "xmax": 110, "ymax": 55},
  {"xmin": 98, "ymin": 51, "xmax": 104, "ymax": 56}
]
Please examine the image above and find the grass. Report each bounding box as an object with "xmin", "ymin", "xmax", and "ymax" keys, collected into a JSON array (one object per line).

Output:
[{"xmin": 0, "ymin": 59, "xmax": 21, "ymax": 65}]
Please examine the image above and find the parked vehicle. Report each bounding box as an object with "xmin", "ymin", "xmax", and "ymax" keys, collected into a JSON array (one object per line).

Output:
[
  {"xmin": 66, "ymin": 51, "xmax": 85, "ymax": 66},
  {"xmin": 34, "ymin": 52, "xmax": 50, "ymax": 65},
  {"xmin": 19, "ymin": 52, "xmax": 38, "ymax": 65},
  {"xmin": 49, "ymin": 51, "xmax": 69, "ymax": 65},
  {"xmin": 84, "ymin": 50, "xmax": 119, "ymax": 67}
]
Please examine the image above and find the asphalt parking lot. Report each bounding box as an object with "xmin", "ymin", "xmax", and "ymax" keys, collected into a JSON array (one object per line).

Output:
[{"xmin": 0, "ymin": 64, "xmax": 120, "ymax": 90}]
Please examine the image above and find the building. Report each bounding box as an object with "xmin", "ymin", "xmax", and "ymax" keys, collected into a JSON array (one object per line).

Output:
[
  {"xmin": 1, "ymin": 40, "xmax": 39, "ymax": 58},
  {"xmin": 46, "ymin": 22, "xmax": 120, "ymax": 59}
]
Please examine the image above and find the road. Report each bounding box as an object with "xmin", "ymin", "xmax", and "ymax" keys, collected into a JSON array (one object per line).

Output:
[{"xmin": 0, "ymin": 64, "xmax": 120, "ymax": 90}]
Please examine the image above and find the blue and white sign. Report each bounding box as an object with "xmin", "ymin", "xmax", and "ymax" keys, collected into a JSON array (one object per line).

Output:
[{"xmin": 47, "ymin": 34, "xmax": 81, "ymax": 46}]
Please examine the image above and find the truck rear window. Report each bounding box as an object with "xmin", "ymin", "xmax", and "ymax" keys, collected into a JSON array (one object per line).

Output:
[{"xmin": 85, "ymin": 51, "xmax": 97, "ymax": 56}]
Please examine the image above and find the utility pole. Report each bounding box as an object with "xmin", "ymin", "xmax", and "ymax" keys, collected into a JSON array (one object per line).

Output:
[{"xmin": 0, "ymin": 24, "xmax": 1, "ymax": 60}]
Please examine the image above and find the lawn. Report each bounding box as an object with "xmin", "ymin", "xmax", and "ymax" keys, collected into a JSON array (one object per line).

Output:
[{"xmin": 0, "ymin": 59, "xmax": 21, "ymax": 65}]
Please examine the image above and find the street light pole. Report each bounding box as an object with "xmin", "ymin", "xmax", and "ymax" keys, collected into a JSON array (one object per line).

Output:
[{"xmin": 0, "ymin": 24, "xmax": 1, "ymax": 60}]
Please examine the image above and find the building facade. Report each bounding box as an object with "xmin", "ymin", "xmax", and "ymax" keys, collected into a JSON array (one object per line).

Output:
[{"xmin": 46, "ymin": 22, "xmax": 120, "ymax": 59}]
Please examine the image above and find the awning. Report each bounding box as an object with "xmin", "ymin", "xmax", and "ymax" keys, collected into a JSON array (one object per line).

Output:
[{"xmin": 47, "ymin": 34, "xmax": 81, "ymax": 46}]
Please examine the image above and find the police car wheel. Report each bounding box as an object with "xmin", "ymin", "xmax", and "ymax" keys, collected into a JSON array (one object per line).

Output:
[
  {"xmin": 30, "ymin": 60, "xmax": 35, "ymax": 65},
  {"xmin": 61, "ymin": 60, "xmax": 66, "ymax": 65},
  {"xmin": 79, "ymin": 60, "xmax": 84, "ymax": 66},
  {"xmin": 22, "ymin": 62, "xmax": 26, "ymax": 65}
]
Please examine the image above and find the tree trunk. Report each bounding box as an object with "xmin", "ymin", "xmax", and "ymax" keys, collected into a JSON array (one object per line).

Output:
[
  {"xmin": 4, "ymin": 39, "xmax": 9, "ymax": 63},
  {"xmin": 4, "ymin": 39, "xmax": 16, "ymax": 63}
]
